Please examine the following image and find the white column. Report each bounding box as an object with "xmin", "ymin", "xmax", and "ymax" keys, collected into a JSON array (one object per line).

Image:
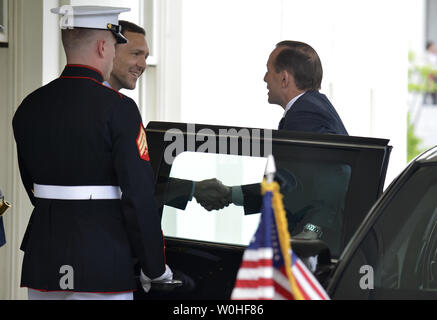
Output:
[
  {"xmin": 0, "ymin": 0, "xmax": 49, "ymax": 300},
  {"xmin": 155, "ymin": 0, "xmax": 183, "ymax": 122}
]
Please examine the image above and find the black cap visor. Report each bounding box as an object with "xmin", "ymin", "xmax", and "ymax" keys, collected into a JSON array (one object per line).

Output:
[{"xmin": 107, "ymin": 23, "xmax": 127, "ymax": 44}]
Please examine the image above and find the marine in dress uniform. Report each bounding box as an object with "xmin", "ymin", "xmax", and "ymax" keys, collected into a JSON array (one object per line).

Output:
[{"xmin": 12, "ymin": 6, "xmax": 171, "ymax": 300}]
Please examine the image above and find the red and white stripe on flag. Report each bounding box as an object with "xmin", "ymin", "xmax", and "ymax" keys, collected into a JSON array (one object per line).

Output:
[
  {"xmin": 291, "ymin": 253, "xmax": 330, "ymax": 300},
  {"xmin": 231, "ymin": 181, "xmax": 330, "ymax": 300},
  {"xmin": 231, "ymin": 248, "xmax": 275, "ymax": 300},
  {"xmin": 231, "ymin": 247, "xmax": 329, "ymax": 300}
]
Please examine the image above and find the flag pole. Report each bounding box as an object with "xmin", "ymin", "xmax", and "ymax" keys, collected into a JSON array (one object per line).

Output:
[
  {"xmin": 264, "ymin": 155, "xmax": 305, "ymax": 300},
  {"xmin": 265, "ymin": 155, "xmax": 276, "ymax": 184},
  {"xmin": 232, "ymin": 155, "xmax": 329, "ymax": 300}
]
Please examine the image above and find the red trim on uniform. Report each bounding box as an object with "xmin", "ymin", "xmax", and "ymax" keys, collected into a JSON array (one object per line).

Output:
[
  {"xmin": 23, "ymin": 286, "xmax": 136, "ymax": 294},
  {"xmin": 103, "ymin": 84, "xmax": 124, "ymax": 98},
  {"xmin": 60, "ymin": 76, "xmax": 123, "ymax": 98},
  {"xmin": 66, "ymin": 64, "xmax": 104, "ymax": 79}
]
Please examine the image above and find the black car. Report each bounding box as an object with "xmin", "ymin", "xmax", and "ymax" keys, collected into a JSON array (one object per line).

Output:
[
  {"xmin": 327, "ymin": 146, "xmax": 437, "ymax": 299},
  {"xmin": 135, "ymin": 121, "xmax": 392, "ymax": 300}
]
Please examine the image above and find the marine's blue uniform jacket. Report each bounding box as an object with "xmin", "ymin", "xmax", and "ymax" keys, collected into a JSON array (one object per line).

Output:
[{"xmin": 13, "ymin": 65, "xmax": 165, "ymax": 293}]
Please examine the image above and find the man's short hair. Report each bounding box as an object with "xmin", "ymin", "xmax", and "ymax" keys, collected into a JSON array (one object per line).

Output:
[
  {"xmin": 119, "ymin": 20, "xmax": 146, "ymax": 36},
  {"xmin": 61, "ymin": 28, "xmax": 109, "ymax": 52},
  {"xmin": 274, "ymin": 40, "xmax": 323, "ymax": 91}
]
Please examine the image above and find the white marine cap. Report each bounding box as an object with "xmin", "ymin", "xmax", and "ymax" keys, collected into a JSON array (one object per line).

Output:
[{"xmin": 51, "ymin": 5, "xmax": 130, "ymax": 43}]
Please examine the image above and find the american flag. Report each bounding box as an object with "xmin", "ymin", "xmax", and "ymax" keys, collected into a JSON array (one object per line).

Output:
[{"xmin": 231, "ymin": 180, "xmax": 330, "ymax": 300}]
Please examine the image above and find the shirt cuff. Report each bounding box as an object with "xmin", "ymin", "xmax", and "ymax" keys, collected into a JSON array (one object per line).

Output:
[{"xmin": 231, "ymin": 186, "xmax": 244, "ymax": 206}]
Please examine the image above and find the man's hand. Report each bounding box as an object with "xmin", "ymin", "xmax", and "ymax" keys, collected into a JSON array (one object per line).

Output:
[{"xmin": 193, "ymin": 178, "xmax": 231, "ymax": 211}]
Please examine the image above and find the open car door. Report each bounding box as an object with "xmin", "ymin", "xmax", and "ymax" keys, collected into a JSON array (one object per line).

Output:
[{"xmin": 134, "ymin": 122, "xmax": 391, "ymax": 300}]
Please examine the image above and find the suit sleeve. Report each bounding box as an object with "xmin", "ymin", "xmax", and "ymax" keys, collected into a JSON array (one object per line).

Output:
[
  {"xmin": 110, "ymin": 97, "xmax": 165, "ymax": 279},
  {"xmin": 155, "ymin": 178, "xmax": 193, "ymax": 210},
  {"xmin": 241, "ymin": 183, "xmax": 262, "ymax": 214}
]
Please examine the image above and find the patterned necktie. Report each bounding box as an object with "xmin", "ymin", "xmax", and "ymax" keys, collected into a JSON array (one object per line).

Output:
[{"xmin": 278, "ymin": 118, "xmax": 285, "ymax": 130}]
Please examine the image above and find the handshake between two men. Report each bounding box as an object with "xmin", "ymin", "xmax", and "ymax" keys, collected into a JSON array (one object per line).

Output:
[
  {"xmin": 192, "ymin": 178, "xmax": 235, "ymax": 212},
  {"xmin": 159, "ymin": 176, "xmax": 262, "ymax": 216}
]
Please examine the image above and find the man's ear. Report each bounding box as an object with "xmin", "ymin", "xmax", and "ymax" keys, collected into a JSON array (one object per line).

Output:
[
  {"xmin": 281, "ymin": 70, "xmax": 289, "ymax": 88},
  {"xmin": 97, "ymin": 39, "xmax": 106, "ymax": 58}
]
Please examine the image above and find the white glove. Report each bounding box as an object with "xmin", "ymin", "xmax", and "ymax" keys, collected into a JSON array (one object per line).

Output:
[{"xmin": 140, "ymin": 264, "xmax": 173, "ymax": 293}]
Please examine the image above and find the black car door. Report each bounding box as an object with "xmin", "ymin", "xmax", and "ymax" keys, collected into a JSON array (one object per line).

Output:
[
  {"xmin": 328, "ymin": 153, "xmax": 437, "ymax": 300},
  {"xmin": 135, "ymin": 122, "xmax": 391, "ymax": 300}
]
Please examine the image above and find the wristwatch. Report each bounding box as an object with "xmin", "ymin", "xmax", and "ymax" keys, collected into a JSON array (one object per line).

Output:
[{"xmin": 303, "ymin": 223, "xmax": 323, "ymax": 239}]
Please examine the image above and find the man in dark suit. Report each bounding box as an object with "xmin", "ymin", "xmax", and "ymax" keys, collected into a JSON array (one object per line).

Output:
[
  {"xmin": 265, "ymin": 40, "xmax": 347, "ymax": 134},
  {"xmin": 161, "ymin": 41, "xmax": 350, "ymax": 216},
  {"xmin": 233, "ymin": 41, "xmax": 350, "ymax": 244}
]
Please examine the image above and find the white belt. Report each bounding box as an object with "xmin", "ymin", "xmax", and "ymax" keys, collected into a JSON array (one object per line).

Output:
[{"xmin": 34, "ymin": 184, "xmax": 122, "ymax": 200}]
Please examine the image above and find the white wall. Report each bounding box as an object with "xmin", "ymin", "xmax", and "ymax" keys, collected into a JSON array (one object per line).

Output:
[{"xmin": 407, "ymin": 0, "xmax": 426, "ymax": 57}]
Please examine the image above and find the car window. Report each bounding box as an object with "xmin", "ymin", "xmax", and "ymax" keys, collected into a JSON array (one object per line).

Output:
[
  {"xmin": 276, "ymin": 158, "xmax": 351, "ymax": 255},
  {"xmin": 160, "ymin": 152, "xmax": 265, "ymax": 246},
  {"xmin": 159, "ymin": 150, "xmax": 352, "ymax": 251},
  {"xmin": 333, "ymin": 165, "xmax": 437, "ymax": 299},
  {"xmin": 147, "ymin": 122, "xmax": 390, "ymax": 257}
]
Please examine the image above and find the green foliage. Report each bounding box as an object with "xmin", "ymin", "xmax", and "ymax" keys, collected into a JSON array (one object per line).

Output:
[
  {"xmin": 407, "ymin": 113, "xmax": 425, "ymax": 162},
  {"xmin": 408, "ymin": 50, "xmax": 415, "ymax": 63},
  {"xmin": 408, "ymin": 50, "xmax": 437, "ymax": 94},
  {"xmin": 407, "ymin": 51, "xmax": 432, "ymax": 162},
  {"xmin": 408, "ymin": 65, "xmax": 437, "ymax": 93}
]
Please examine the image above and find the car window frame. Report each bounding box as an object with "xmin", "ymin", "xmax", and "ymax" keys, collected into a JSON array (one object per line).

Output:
[{"xmin": 146, "ymin": 121, "xmax": 392, "ymax": 258}]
